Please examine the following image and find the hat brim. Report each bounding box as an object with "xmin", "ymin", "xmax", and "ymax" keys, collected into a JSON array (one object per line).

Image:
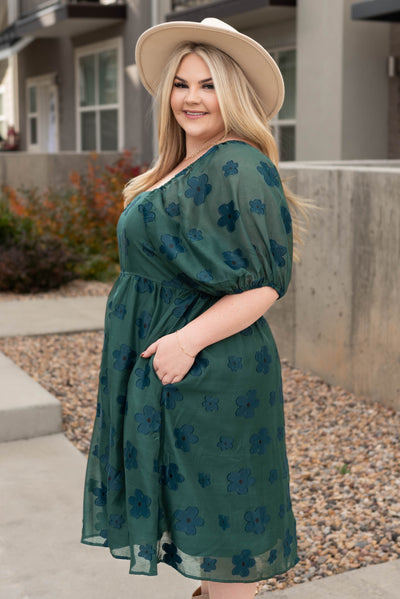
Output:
[{"xmin": 135, "ymin": 20, "xmax": 284, "ymax": 120}]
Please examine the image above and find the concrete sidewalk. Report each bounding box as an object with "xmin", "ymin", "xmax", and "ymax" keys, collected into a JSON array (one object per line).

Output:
[{"xmin": 1, "ymin": 295, "xmax": 399, "ymax": 598}]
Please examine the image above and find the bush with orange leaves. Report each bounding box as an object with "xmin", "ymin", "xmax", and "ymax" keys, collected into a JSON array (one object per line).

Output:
[{"xmin": 2, "ymin": 150, "xmax": 143, "ymax": 282}]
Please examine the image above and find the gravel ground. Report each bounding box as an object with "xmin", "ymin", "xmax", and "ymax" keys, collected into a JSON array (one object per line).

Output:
[
  {"xmin": 0, "ymin": 329, "xmax": 399, "ymax": 592},
  {"xmin": 0, "ymin": 279, "xmax": 113, "ymax": 301}
]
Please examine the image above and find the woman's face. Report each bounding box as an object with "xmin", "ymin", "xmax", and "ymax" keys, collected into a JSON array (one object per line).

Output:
[{"xmin": 170, "ymin": 53, "xmax": 225, "ymax": 149}]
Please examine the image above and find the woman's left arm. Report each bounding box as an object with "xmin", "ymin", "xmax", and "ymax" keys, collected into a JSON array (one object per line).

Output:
[{"xmin": 141, "ymin": 285, "xmax": 278, "ymax": 385}]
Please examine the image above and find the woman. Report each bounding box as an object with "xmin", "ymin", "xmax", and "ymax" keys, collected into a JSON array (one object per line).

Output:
[{"xmin": 81, "ymin": 18, "xmax": 306, "ymax": 599}]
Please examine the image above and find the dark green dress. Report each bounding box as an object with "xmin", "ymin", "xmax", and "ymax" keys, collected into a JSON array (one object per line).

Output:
[{"xmin": 81, "ymin": 140, "xmax": 298, "ymax": 582}]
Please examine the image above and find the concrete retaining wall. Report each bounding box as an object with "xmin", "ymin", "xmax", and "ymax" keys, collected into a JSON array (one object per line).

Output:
[
  {"xmin": 270, "ymin": 163, "xmax": 400, "ymax": 410},
  {"xmin": 1, "ymin": 153, "xmax": 399, "ymax": 409}
]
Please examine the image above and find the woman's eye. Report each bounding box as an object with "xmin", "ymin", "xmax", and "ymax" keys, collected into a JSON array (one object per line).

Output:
[
  {"xmin": 173, "ymin": 82, "xmax": 187, "ymax": 89},
  {"xmin": 203, "ymin": 84, "xmax": 215, "ymax": 90}
]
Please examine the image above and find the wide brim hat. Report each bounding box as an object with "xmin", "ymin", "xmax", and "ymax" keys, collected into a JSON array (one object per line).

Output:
[{"xmin": 135, "ymin": 17, "xmax": 284, "ymax": 120}]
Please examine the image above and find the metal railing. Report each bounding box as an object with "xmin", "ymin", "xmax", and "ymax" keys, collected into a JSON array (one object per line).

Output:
[
  {"xmin": 19, "ymin": 0, "xmax": 124, "ymax": 19},
  {"xmin": 172, "ymin": 0, "xmax": 214, "ymax": 11}
]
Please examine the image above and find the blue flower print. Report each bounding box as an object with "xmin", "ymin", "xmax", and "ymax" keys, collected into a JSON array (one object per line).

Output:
[
  {"xmin": 281, "ymin": 205, "xmax": 292, "ymax": 234},
  {"xmin": 217, "ymin": 436, "xmax": 234, "ymax": 451},
  {"xmin": 240, "ymin": 325, "xmax": 253, "ymax": 336},
  {"xmin": 161, "ymin": 286, "xmax": 173, "ymax": 304},
  {"xmin": 172, "ymin": 294, "xmax": 197, "ymax": 321},
  {"xmin": 109, "ymin": 426, "xmax": 116, "ymax": 447},
  {"xmin": 201, "ymin": 557, "xmax": 217, "ymax": 572},
  {"xmin": 228, "ymin": 356, "xmax": 242, "ymax": 371},
  {"xmin": 227, "ymin": 468, "xmax": 255, "ymax": 495},
  {"xmin": 174, "ymin": 424, "xmax": 199, "ymax": 452},
  {"xmin": 135, "ymin": 276, "xmax": 154, "ymax": 294},
  {"xmin": 232, "ymin": 549, "xmax": 255, "ymax": 577},
  {"xmin": 162, "ymin": 542, "xmax": 182, "ymax": 569},
  {"xmin": 255, "ymin": 345, "xmax": 272, "ymax": 374},
  {"xmin": 138, "ymin": 200, "xmax": 156, "ymax": 222},
  {"xmin": 106, "ymin": 464, "xmax": 122, "ymax": 491},
  {"xmin": 142, "ymin": 241, "xmax": 156, "ymax": 257},
  {"xmin": 249, "ymin": 198, "xmax": 265, "ymax": 215},
  {"xmin": 129, "ymin": 489, "xmax": 151, "ymax": 519},
  {"xmin": 202, "ymin": 395, "xmax": 219, "ymax": 412},
  {"xmin": 283, "ymin": 528, "xmax": 294, "ymax": 557},
  {"xmin": 118, "ymin": 228, "xmax": 129, "ymax": 257},
  {"xmin": 257, "ymin": 160, "xmax": 280, "ymax": 187},
  {"xmin": 268, "ymin": 549, "xmax": 278, "ymax": 564},
  {"xmin": 269, "ymin": 469, "xmax": 278, "ymax": 484},
  {"xmin": 160, "ymin": 234, "xmax": 186, "ymax": 260},
  {"xmin": 100, "ymin": 369, "xmax": 109, "ymax": 394},
  {"xmin": 160, "ymin": 463, "xmax": 185, "ymax": 490},
  {"xmin": 90, "ymin": 481, "xmax": 107, "ymax": 506},
  {"xmin": 184, "ymin": 174, "xmax": 212, "ymax": 205},
  {"xmin": 139, "ymin": 544, "xmax": 156, "ymax": 561},
  {"xmin": 250, "ymin": 428, "xmax": 271, "ymax": 455},
  {"xmin": 109, "ymin": 514, "xmax": 125, "ymax": 529},
  {"xmin": 219, "ymin": 515, "xmax": 230, "ymax": 530},
  {"xmin": 95, "ymin": 512, "xmax": 108, "ymax": 545},
  {"xmin": 217, "ymin": 200, "xmax": 240, "ymax": 232},
  {"xmin": 244, "ymin": 507, "xmax": 270, "ymax": 534},
  {"xmin": 235, "ymin": 390, "xmax": 259, "ymax": 418},
  {"xmin": 269, "ymin": 390, "xmax": 276, "ymax": 406},
  {"xmin": 189, "ymin": 355, "xmax": 209, "ymax": 377},
  {"xmin": 112, "ymin": 344, "xmax": 136, "ymax": 371},
  {"xmin": 165, "ymin": 202, "xmax": 180, "ymax": 217},
  {"xmin": 196, "ymin": 269, "xmax": 213, "ymax": 282},
  {"xmin": 124, "ymin": 441, "xmax": 137, "ymax": 470},
  {"xmin": 174, "ymin": 506, "xmax": 204, "ymax": 535},
  {"xmin": 277, "ymin": 426, "xmax": 284, "ymax": 441},
  {"xmin": 117, "ymin": 394, "xmax": 127, "ymax": 415},
  {"xmin": 136, "ymin": 310, "xmax": 152, "ymax": 339},
  {"xmin": 134, "ymin": 405, "xmax": 161, "ymax": 435},
  {"xmin": 135, "ymin": 363, "xmax": 150, "ymax": 389},
  {"xmin": 223, "ymin": 248, "xmax": 249, "ymax": 270},
  {"xmin": 270, "ymin": 239, "xmax": 287, "ymax": 267},
  {"xmin": 279, "ymin": 504, "xmax": 285, "ymax": 519},
  {"xmin": 113, "ymin": 303, "xmax": 126, "ymax": 319},
  {"xmin": 222, "ymin": 160, "xmax": 238, "ymax": 177},
  {"xmin": 198, "ymin": 473, "xmax": 211, "ymax": 488},
  {"xmin": 161, "ymin": 384, "xmax": 183, "ymax": 409},
  {"xmin": 187, "ymin": 228, "xmax": 203, "ymax": 241}
]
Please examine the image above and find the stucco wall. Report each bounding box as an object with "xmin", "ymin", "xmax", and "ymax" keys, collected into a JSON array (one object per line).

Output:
[{"xmin": 269, "ymin": 163, "xmax": 400, "ymax": 410}]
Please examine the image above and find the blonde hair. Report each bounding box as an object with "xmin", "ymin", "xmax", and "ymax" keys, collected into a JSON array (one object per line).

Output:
[{"xmin": 124, "ymin": 42, "xmax": 308, "ymax": 258}]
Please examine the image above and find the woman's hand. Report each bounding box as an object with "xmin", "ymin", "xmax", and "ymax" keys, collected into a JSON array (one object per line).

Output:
[{"xmin": 141, "ymin": 331, "xmax": 196, "ymax": 385}]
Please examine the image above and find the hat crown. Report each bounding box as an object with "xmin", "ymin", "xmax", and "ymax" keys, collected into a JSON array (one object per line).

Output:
[{"xmin": 201, "ymin": 17, "xmax": 237, "ymax": 34}]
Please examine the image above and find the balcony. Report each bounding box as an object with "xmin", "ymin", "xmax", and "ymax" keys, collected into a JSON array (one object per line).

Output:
[
  {"xmin": 167, "ymin": 0, "xmax": 296, "ymax": 24},
  {"xmin": 13, "ymin": 0, "xmax": 126, "ymax": 38}
]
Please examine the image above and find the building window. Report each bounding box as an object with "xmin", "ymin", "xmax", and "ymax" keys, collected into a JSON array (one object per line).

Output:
[
  {"xmin": 270, "ymin": 48, "xmax": 296, "ymax": 161},
  {"xmin": 0, "ymin": 87, "xmax": 6, "ymax": 141},
  {"xmin": 27, "ymin": 85, "xmax": 38, "ymax": 147},
  {"xmin": 76, "ymin": 38, "xmax": 123, "ymax": 152}
]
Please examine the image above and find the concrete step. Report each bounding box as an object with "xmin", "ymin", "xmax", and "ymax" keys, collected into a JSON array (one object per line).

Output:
[
  {"xmin": 0, "ymin": 434, "xmax": 198, "ymax": 599},
  {"xmin": 259, "ymin": 559, "xmax": 400, "ymax": 598},
  {"xmin": 0, "ymin": 352, "xmax": 62, "ymax": 442},
  {"xmin": 0, "ymin": 296, "xmax": 107, "ymax": 338}
]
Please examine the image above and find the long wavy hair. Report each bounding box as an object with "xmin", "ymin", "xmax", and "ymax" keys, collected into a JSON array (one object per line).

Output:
[{"xmin": 123, "ymin": 42, "xmax": 309, "ymax": 258}]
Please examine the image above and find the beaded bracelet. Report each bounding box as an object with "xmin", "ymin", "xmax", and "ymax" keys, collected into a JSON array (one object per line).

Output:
[{"xmin": 175, "ymin": 330, "xmax": 196, "ymax": 359}]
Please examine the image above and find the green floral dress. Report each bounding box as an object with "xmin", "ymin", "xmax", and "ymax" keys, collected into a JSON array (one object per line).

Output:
[{"xmin": 81, "ymin": 140, "xmax": 298, "ymax": 582}]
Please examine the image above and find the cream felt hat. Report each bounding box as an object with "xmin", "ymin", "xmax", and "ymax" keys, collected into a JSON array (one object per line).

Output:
[{"xmin": 135, "ymin": 17, "xmax": 284, "ymax": 120}]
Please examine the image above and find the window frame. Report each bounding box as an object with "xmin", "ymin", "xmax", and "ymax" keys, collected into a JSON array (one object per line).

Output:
[
  {"xmin": 269, "ymin": 45, "xmax": 297, "ymax": 161},
  {"xmin": 75, "ymin": 37, "xmax": 124, "ymax": 152},
  {"xmin": 26, "ymin": 72, "xmax": 59, "ymax": 152},
  {"xmin": 0, "ymin": 85, "xmax": 6, "ymax": 141}
]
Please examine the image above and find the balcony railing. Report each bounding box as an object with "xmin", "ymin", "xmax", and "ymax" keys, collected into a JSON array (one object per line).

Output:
[
  {"xmin": 172, "ymin": 0, "xmax": 214, "ymax": 11},
  {"xmin": 19, "ymin": 0, "xmax": 124, "ymax": 19}
]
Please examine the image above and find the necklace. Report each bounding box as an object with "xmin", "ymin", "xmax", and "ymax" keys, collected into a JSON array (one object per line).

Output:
[{"xmin": 183, "ymin": 133, "xmax": 226, "ymax": 163}]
